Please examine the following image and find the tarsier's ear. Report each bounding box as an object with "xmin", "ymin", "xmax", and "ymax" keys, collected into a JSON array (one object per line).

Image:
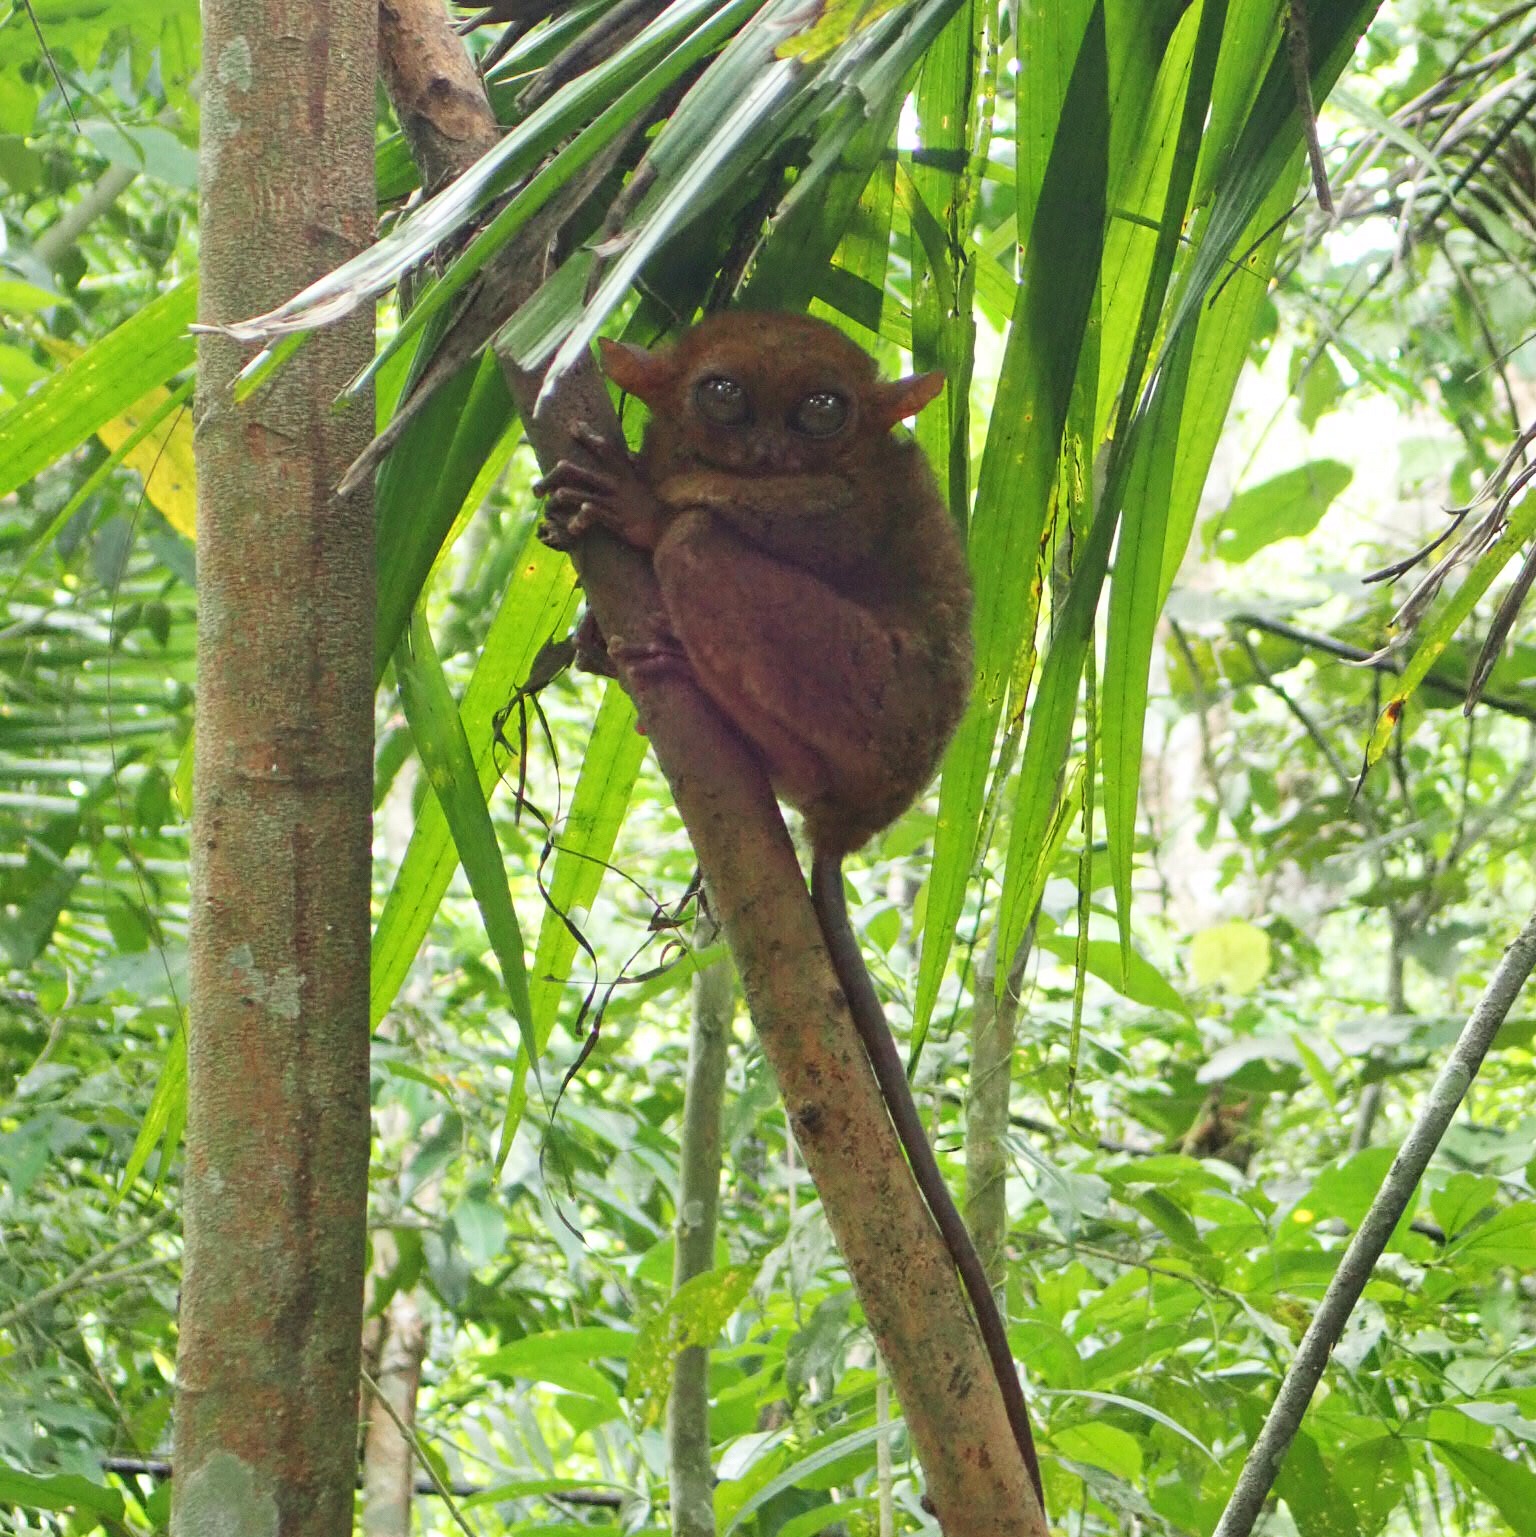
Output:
[
  {"xmin": 598, "ymin": 337, "xmax": 674, "ymax": 405},
  {"xmin": 872, "ymin": 370, "xmax": 945, "ymax": 429}
]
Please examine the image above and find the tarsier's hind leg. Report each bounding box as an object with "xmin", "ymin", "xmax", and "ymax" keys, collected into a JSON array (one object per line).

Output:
[{"xmin": 653, "ymin": 512, "xmax": 950, "ymax": 850}]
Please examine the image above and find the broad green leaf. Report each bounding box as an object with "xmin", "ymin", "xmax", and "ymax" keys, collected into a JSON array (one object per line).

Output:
[
  {"xmin": 1295, "ymin": 1147, "xmax": 1394, "ymax": 1232},
  {"xmin": 1433, "ymin": 1443, "xmax": 1536, "ymax": 1537},
  {"xmin": 480, "ymin": 1325, "xmax": 635, "ymax": 1374},
  {"xmin": 1204, "ymin": 459, "xmax": 1353, "ymax": 564},
  {"xmin": 395, "ymin": 611, "xmax": 535, "ymax": 1061},
  {"xmin": 0, "ymin": 275, "xmax": 195, "ymax": 500},
  {"xmin": 1052, "ymin": 1420, "xmax": 1142, "ymax": 1480},
  {"xmin": 1431, "ymin": 1174, "xmax": 1498, "ymax": 1240},
  {"xmin": 1276, "ymin": 1429, "xmax": 1363, "ymax": 1537},
  {"xmin": 5, "ymin": 0, "xmax": 198, "ymax": 103},
  {"xmin": 0, "ymin": 1467, "xmax": 124, "ymax": 1522},
  {"xmin": 1042, "ymin": 1387, "xmax": 1217, "ymax": 1459},
  {"xmin": 1445, "ymin": 1204, "xmax": 1536, "ymax": 1272},
  {"xmin": 1037, "ymin": 932, "xmax": 1190, "ymax": 1016},
  {"xmin": 627, "ymin": 1263, "xmax": 754, "ymax": 1419}
]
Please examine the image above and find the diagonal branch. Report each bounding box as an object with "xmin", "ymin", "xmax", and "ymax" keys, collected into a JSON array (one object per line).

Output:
[
  {"xmin": 375, "ymin": 3, "xmax": 1045, "ymax": 1530},
  {"xmin": 1212, "ymin": 903, "xmax": 1536, "ymax": 1537}
]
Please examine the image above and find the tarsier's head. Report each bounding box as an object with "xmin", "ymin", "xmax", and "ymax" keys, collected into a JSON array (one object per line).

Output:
[{"xmin": 598, "ymin": 310, "xmax": 943, "ymax": 477}]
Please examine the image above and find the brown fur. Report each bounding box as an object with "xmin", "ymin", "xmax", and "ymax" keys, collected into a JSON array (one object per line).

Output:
[{"xmin": 540, "ymin": 310, "xmax": 972, "ymax": 854}]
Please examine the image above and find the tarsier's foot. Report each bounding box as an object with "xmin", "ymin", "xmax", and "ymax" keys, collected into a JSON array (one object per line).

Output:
[
  {"xmin": 534, "ymin": 457, "xmax": 612, "ymax": 548},
  {"xmin": 608, "ymin": 633, "xmax": 691, "ymax": 683},
  {"xmin": 533, "ymin": 422, "xmax": 665, "ymax": 551},
  {"xmin": 572, "ymin": 611, "xmax": 618, "ymax": 678}
]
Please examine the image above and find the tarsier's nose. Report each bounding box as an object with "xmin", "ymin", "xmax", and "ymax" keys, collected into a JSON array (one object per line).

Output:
[{"xmin": 748, "ymin": 436, "xmax": 785, "ymax": 471}]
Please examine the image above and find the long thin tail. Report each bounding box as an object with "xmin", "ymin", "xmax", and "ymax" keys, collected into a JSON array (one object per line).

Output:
[{"xmin": 811, "ymin": 851, "xmax": 1045, "ymax": 1513}]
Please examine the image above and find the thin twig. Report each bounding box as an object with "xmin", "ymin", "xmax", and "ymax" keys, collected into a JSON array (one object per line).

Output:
[
  {"xmin": 0, "ymin": 1211, "xmax": 175, "ymax": 1332},
  {"xmin": 359, "ymin": 1367, "xmax": 478, "ymax": 1537},
  {"xmin": 1227, "ymin": 612, "xmax": 1536, "ymax": 724},
  {"xmin": 1284, "ymin": 1, "xmax": 1334, "ymax": 216}
]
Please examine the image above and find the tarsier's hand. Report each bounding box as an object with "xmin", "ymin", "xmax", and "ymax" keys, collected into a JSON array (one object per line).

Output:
[{"xmin": 534, "ymin": 423, "xmax": 669, "ymax": 552}]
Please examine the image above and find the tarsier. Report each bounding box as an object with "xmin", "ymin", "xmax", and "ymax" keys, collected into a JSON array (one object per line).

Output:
[{"xmin": 535, "ymin": 310, "xmax": 1043, "ymax": 1509}]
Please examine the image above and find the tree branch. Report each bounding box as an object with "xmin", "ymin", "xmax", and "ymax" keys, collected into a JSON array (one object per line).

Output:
[
  {"xmin": 669, "ymin": 919, "xmax": 733, "ymax": 1537},
  {"xmin": 375, "ymin": 4, "xmax": 1045, "ymax": 1529},
  {"xmin": 1212, "ymin": 903, "xmax": 1536, "ymax": 1537}
]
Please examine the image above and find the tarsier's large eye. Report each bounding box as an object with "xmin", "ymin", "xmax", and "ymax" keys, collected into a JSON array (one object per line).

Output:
[
  {"xmin": 790, "ymin": 390, "xmax": 849, "ymax": 438},
  {"xmin": 695, "ymin": 375, "xmax": 749, "ymax": 425}
]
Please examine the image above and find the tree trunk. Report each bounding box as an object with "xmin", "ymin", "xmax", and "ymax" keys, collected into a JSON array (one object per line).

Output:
[
  {"xmin": 361, "ymin": 1287, "xmax": 427, "ymax": 1536},
  {"xmin": 174, "ymin": 2, "xmax": 377, "ymax": 1533},
  {"xmin": 964, "ymin": 923, "xmax": 1024, "ymax": 1297},
  {"xmin": 668, "ymin": 933, "xmax": 734, "ymax": 1537}
]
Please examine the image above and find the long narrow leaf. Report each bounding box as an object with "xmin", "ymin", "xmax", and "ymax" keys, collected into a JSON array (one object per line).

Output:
[
  {"xmin": 1160, "ymin": 167, "xmax": 1298, "ymax": 599},
  {"xmin": 1163, "ymin": 0, "xmax": 1380, "ymax": 350},
  {"xmin": 541, "ymin": 56, "xmax": 801, "ymax": 396},
  {"xmin": 1100, "ymin": 328, "xmax": 1194, "ymax": 953},
  {"xmin": 371, "ymin": 534, "xmax": 578, "ymax": 1026},
  {"xmin": 498, "ymin": 680, "xmax": 649, "ymax": 1156},
  {"xmin": 0, "ymin": 276, "xmax": 195, "ymax": 500},
  {"xmin": 914, "ymin": 5, "xmax": 1109, "ymax": 1037},
  {"xmin": 1366, "ymin": 489, "xmax": 1536, "ymax": 765},
  {"xmin": 376, "ymin": 0, "xmax": 767, "ymax": 388},
  {"xmin": 395, "ymin": 611, "xmax": 537, "ymax": 1062},
  {"xmin": 375, "ymin": 350, "xmax": 517, "ymax": 681},
  {"xmin": 1100, "ymin": 0, "xmax": 1227, "ymax": 955},
  {"xmin": 528, "ymin": 682, "xmax": 649, "ymax": 1043},
  {"xmin": 214, "ymin": 0, "xmax": 735, "ymax": 346},
  {"xmin": 7, "ymin": 375, "xmax": 195, "ymax": 604}
]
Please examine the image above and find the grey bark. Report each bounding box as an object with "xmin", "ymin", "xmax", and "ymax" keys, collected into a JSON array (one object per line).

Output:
[
  {"xmin": 667, "ymin": 934, "xmax": 734, "ymax": 1537},
  {"xmin": 174, "ymin": 2, "xmax": 377, "ymax": 1533}
]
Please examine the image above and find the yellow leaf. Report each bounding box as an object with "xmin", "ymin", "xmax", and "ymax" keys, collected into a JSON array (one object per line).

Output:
[
  {"xmin": 38, "ymin": 337, "xmax": 196, "ymax": 537},
  {"xmin": 94, "ymin": 384, "xmax": 197, "ymax": 537},
  {"xmin": 1190, "ymin": 920, "xmax": 1271, "ymax": 994}
]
